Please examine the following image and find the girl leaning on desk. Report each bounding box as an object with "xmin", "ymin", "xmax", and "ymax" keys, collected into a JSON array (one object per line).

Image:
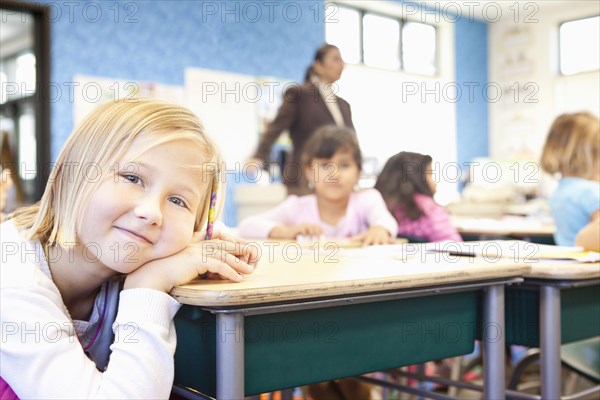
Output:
[{"xmin": 249, "ymin": 43, "xmax": 355, "ymax": 195}]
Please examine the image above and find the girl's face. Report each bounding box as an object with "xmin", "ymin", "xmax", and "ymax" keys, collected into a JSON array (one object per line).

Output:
[
  {"xmin": 307, "ymin": 149, "xmax": 360, "ymax": 202},
  {"xmin": 78, "ymin": 138, "xmax": 206, "ymax": 274},
  {"xmin": 313, "ymin": 48, "xmax": 344, "ymax": 84},
  {"xmin": 425, "ymin": 163, "xmax": 437, "ymax": 194}
]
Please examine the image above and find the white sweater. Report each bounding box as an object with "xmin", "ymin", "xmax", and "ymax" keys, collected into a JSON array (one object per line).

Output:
[{"xmin": 0, "ymin": 221, "xmax": 181, "ymax": 399}]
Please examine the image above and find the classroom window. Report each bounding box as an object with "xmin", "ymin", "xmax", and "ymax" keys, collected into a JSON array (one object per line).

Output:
[
  {"xmin": 402, "ymin": 21, "xmax": 436, "ymax": 76},
  {"xmin": 559, "ymin": 16, "xmax": 599, "ymax": 75},
  {"xmin": 0, "ymin": 51, "xmax": 36, "ymax": 103},
  {"xmin": 325, "ymin": 6, "xmax": 361, "ymax": 64},
  {"xmin": 325, "ymin": 3, "xmax": 437, "ymax": 75},
  {"xmin": 363, "ymin": 13, "xmax": 400, "ymax": 70}
]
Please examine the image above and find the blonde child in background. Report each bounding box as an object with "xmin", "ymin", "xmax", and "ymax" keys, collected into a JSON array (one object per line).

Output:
[
  {"xmin": 540, "ymin": 112, "xmax": 600, "ymax": 246},
  {"xmin": 0, "ymin": 99, "xmax": 257, "ymax": 399},
  {"xmin": 576, "ymin": 219, "xmax": 600, "ymax": 251},
  {"xmin": 0, "ymin": 168, "xmax": 13, "ymax": 222},
  {"xmin": 239, "ymin": 126, "xmax": 397, "ymax": 246},
  {"xmin": 375, "ymin": 151, "xmax": 462, "ymax": 243}
]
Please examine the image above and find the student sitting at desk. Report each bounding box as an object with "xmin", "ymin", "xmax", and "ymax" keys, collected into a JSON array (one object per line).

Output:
[
  {"xmin": 241, "ymin": 126, "xmax": 395, "ymax": 399},
  {"xmin": 239, "ymin": 126, "xmax": 397, "ymax": 246},
  {"xmin": 540, "ymin": 112, "xmax": 600, "ymax": 246},
  {"xmin": 0, "ymin": 99, "xmax": 257, "ymax": 399},
  {"xmin": 375, "ymin": 151, "xmax": 462, "ymax": 243}
]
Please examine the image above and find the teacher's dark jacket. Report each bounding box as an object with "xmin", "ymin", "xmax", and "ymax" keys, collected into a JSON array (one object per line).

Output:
[{"xmin": 253, "ymin": 81, "xmax": 354, "ymax": 188}]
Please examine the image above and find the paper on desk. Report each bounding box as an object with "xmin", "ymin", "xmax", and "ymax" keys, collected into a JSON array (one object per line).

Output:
[
  {"xmin": 337, "ymin": 244, "xmax": 420, "ymax": 258},
  {"xmin": 424, "ymin": 240, "xmax": 600, "ymax": 262}
]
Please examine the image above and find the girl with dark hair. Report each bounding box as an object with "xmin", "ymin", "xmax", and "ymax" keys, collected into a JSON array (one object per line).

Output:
[
  {"xmin": 375, "ymin": 151, "xmax": 462, "ymax": 242},
  {"xmin": 240, "ymin": 126, "xmax": 397, "ymax": 246},
  {"xmin": 250, "ymin": 44, "xmax": 355, "ymax": 195}
]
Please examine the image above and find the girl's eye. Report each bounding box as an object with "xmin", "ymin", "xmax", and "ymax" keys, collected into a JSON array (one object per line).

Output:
[
  {"xmin": 169, "ymin": 197, "xmax": 187, "ymax": 208},
  {"xmin": 123, "ymin": 174, "xmax": 141, "ymax": 184}
]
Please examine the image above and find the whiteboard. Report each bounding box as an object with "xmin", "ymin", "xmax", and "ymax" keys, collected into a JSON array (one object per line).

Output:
[{"xmin": 185, "ymin": 68, "xmax": 260, "ymax": 167}]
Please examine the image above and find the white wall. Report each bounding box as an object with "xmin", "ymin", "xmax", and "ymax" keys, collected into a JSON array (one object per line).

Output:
[
  {"xmin": 488, "ymin": 1, "xmax": 600, "ymax": 161},
  {"xmin": 334, "ymin": 0, "xmax": 458, "ymax": 204}
]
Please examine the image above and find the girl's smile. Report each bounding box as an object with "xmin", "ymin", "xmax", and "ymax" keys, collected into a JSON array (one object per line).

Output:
[{"xmin": 77, "ymin": 138, "xmax": 206, "ymax": 275}]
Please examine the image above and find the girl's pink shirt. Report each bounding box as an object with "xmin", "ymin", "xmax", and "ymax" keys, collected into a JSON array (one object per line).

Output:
[
  {"xmin": 393, "ymin": 193, "xmax": 462, "ymax": 242},
  {"xmin": 0, "ymin": 378, "xmax": 18, "ymax": 400},
  {"xmin": 238, "ymin": 189, "xmax": 398, "ymax": 239}
]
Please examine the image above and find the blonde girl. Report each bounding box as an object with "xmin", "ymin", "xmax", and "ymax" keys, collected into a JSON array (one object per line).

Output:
[
  {"xmin": 540, "ymin": 112, "xmax": 600, "ymax": 246},
  {"xmin": 0, "ymin": 99, "xmax": 257, "ymax": 399}
]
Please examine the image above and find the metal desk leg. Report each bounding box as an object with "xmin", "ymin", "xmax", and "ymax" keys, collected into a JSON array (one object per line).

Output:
[
  {"xmin": 483, "ymin": 284, "xmax": 505, "ymax": 400},
  {"xmin": 216, "ymin": 312, "xmax": 245, "ymax": 400},
  {"xmin": 540, "ymin": 285, "xmax": 561, "ymax": 400}
]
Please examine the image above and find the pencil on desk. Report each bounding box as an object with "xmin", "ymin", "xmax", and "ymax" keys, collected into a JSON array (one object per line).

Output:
[{"xmin": 205, "ymin": 168, "xmax": 219, "ymax": 240}]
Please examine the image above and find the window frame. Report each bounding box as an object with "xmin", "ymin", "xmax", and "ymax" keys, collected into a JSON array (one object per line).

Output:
[
  {"xmin": 558, "ymin": 15, "xmax": 600, "ymax": 76},
  {"xmin": 326, "ymin": 2, "xmax": 439, "ymax": 76},
  {"xmin": 0, "ymin": 1, "xmax": 51, "ymax": 202}
]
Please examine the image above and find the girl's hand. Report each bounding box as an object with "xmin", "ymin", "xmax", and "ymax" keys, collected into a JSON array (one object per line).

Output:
[
  {"xmin": 124, "ymin": 230, "xmax": 259, "ymax": 293},
  {"xmin": 269, "ymin": 223, "xmax": 324, "ymax": 240},
  {"xmin": 350, "ymin": 226, "xmax": 394, "ymax": 247}
]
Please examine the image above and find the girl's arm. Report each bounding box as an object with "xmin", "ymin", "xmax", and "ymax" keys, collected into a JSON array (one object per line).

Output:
[
  {"xmin": 575, "ymin": 210, "xmax": 600, "ymax": 251},
  {"xmin": 253, "ymin": 87, "xmax": 299, "ymax": 162},
  {"xmin": 0, "ymin": 282, "xmax": 179, "ymax": 399},
  {"xmin": 238, "ymin": 196, "xmax": 303, "ymax": 239},
  {"xmin": 363, "ymin": 189, "xmax": 398, "ymax": 238},
  {"xmin": 348, "ymin": 190, "xmax": 398, "ymax": 246},
  {"xmin": 124, "ymin": 230, "xmax": 257, "ymax": 292},
  {"xmin": 1, "ymin": 229, "xmax": 257, "ymax": 399},
  {"xmin": 269, "ymin": 223, "xmax": 323, "ymax": 240}
]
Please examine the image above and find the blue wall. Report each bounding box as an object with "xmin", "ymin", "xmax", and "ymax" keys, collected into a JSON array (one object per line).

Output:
[
  {"xmin": 33, "ymin": 0, "xmax": 489, "ymax": 164},
  {"xmin": 30, "ymin": 0, "xmax": 324, "ymax": 159},
  {"xmin": 27, "ymin": 0, "xmax": 488, "ymax": 223},
  {"xmin": 455, "ymin": 19, "xmax": 489, "ymax": 169}
]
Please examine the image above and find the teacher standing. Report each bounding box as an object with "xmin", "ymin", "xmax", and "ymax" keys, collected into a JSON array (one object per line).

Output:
[{"xmin": 251, "ymin": 44, "xmax": 355, "ymax": 195}]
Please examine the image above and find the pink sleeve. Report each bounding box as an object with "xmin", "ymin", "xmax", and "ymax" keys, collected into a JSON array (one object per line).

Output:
[
  {"xmin": 238, "ymin": 196, "xmax": 300, "ymax": 239},
  {"xmin": 417, "ymin": 196, "xmax": 462, "ymax": 242},
  {"xmin": 362, "ymin": 190, "xmax": 398, "ymax": 237}
]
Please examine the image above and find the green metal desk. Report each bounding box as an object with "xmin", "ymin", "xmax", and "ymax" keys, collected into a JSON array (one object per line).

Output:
[
  {"xmin": 505, "ymin": 262, "xmax": 600, "ymax": 399},
  {"xmin": 171, "ymin": 246, "xmax": 528, "ymax": 400}
]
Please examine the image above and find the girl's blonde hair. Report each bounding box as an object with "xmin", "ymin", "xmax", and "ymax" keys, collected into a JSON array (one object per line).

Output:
[
  {"xmin": 540, "ymin": 112, "xmax": 600, "ymax": 178},
  {"xmin": 11, "ymin": 98, "xmax": 221, "ymax": 246}
]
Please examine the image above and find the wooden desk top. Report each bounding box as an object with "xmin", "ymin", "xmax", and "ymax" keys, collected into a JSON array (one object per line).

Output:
[
  {"xmin": 451, "ymin": 216, "xmax": 555, "ymax": 237},
  {"xmin": 525, "ymin": 261, "xmax": 600, "ymax": 280},
  {"xmin": 171, "ymin": 244, "xmax": 529, "ymax": 307}
]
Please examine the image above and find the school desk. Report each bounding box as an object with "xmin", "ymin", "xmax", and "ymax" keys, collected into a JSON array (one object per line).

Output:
[
  {"xmin": 170, "ymin": 244, "xmax": 528, "ymax": 399},
  {"xmin": 451, "ymin": 215, "xmax": 556, "ymax": 243},
  {"xmin": 505, "ymin": 261, "xmax": 600, "ymax": 399}
]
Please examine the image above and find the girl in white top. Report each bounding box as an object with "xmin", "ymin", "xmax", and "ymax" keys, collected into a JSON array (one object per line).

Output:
[{"xmin": 0, "ymin": 99, "xmax": 257, "ymax": 399}]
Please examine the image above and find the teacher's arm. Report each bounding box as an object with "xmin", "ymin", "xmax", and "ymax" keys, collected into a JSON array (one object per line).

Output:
[{"xmin": 253, "ymin": 86, "xmax": 300, "ymax": 162}]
